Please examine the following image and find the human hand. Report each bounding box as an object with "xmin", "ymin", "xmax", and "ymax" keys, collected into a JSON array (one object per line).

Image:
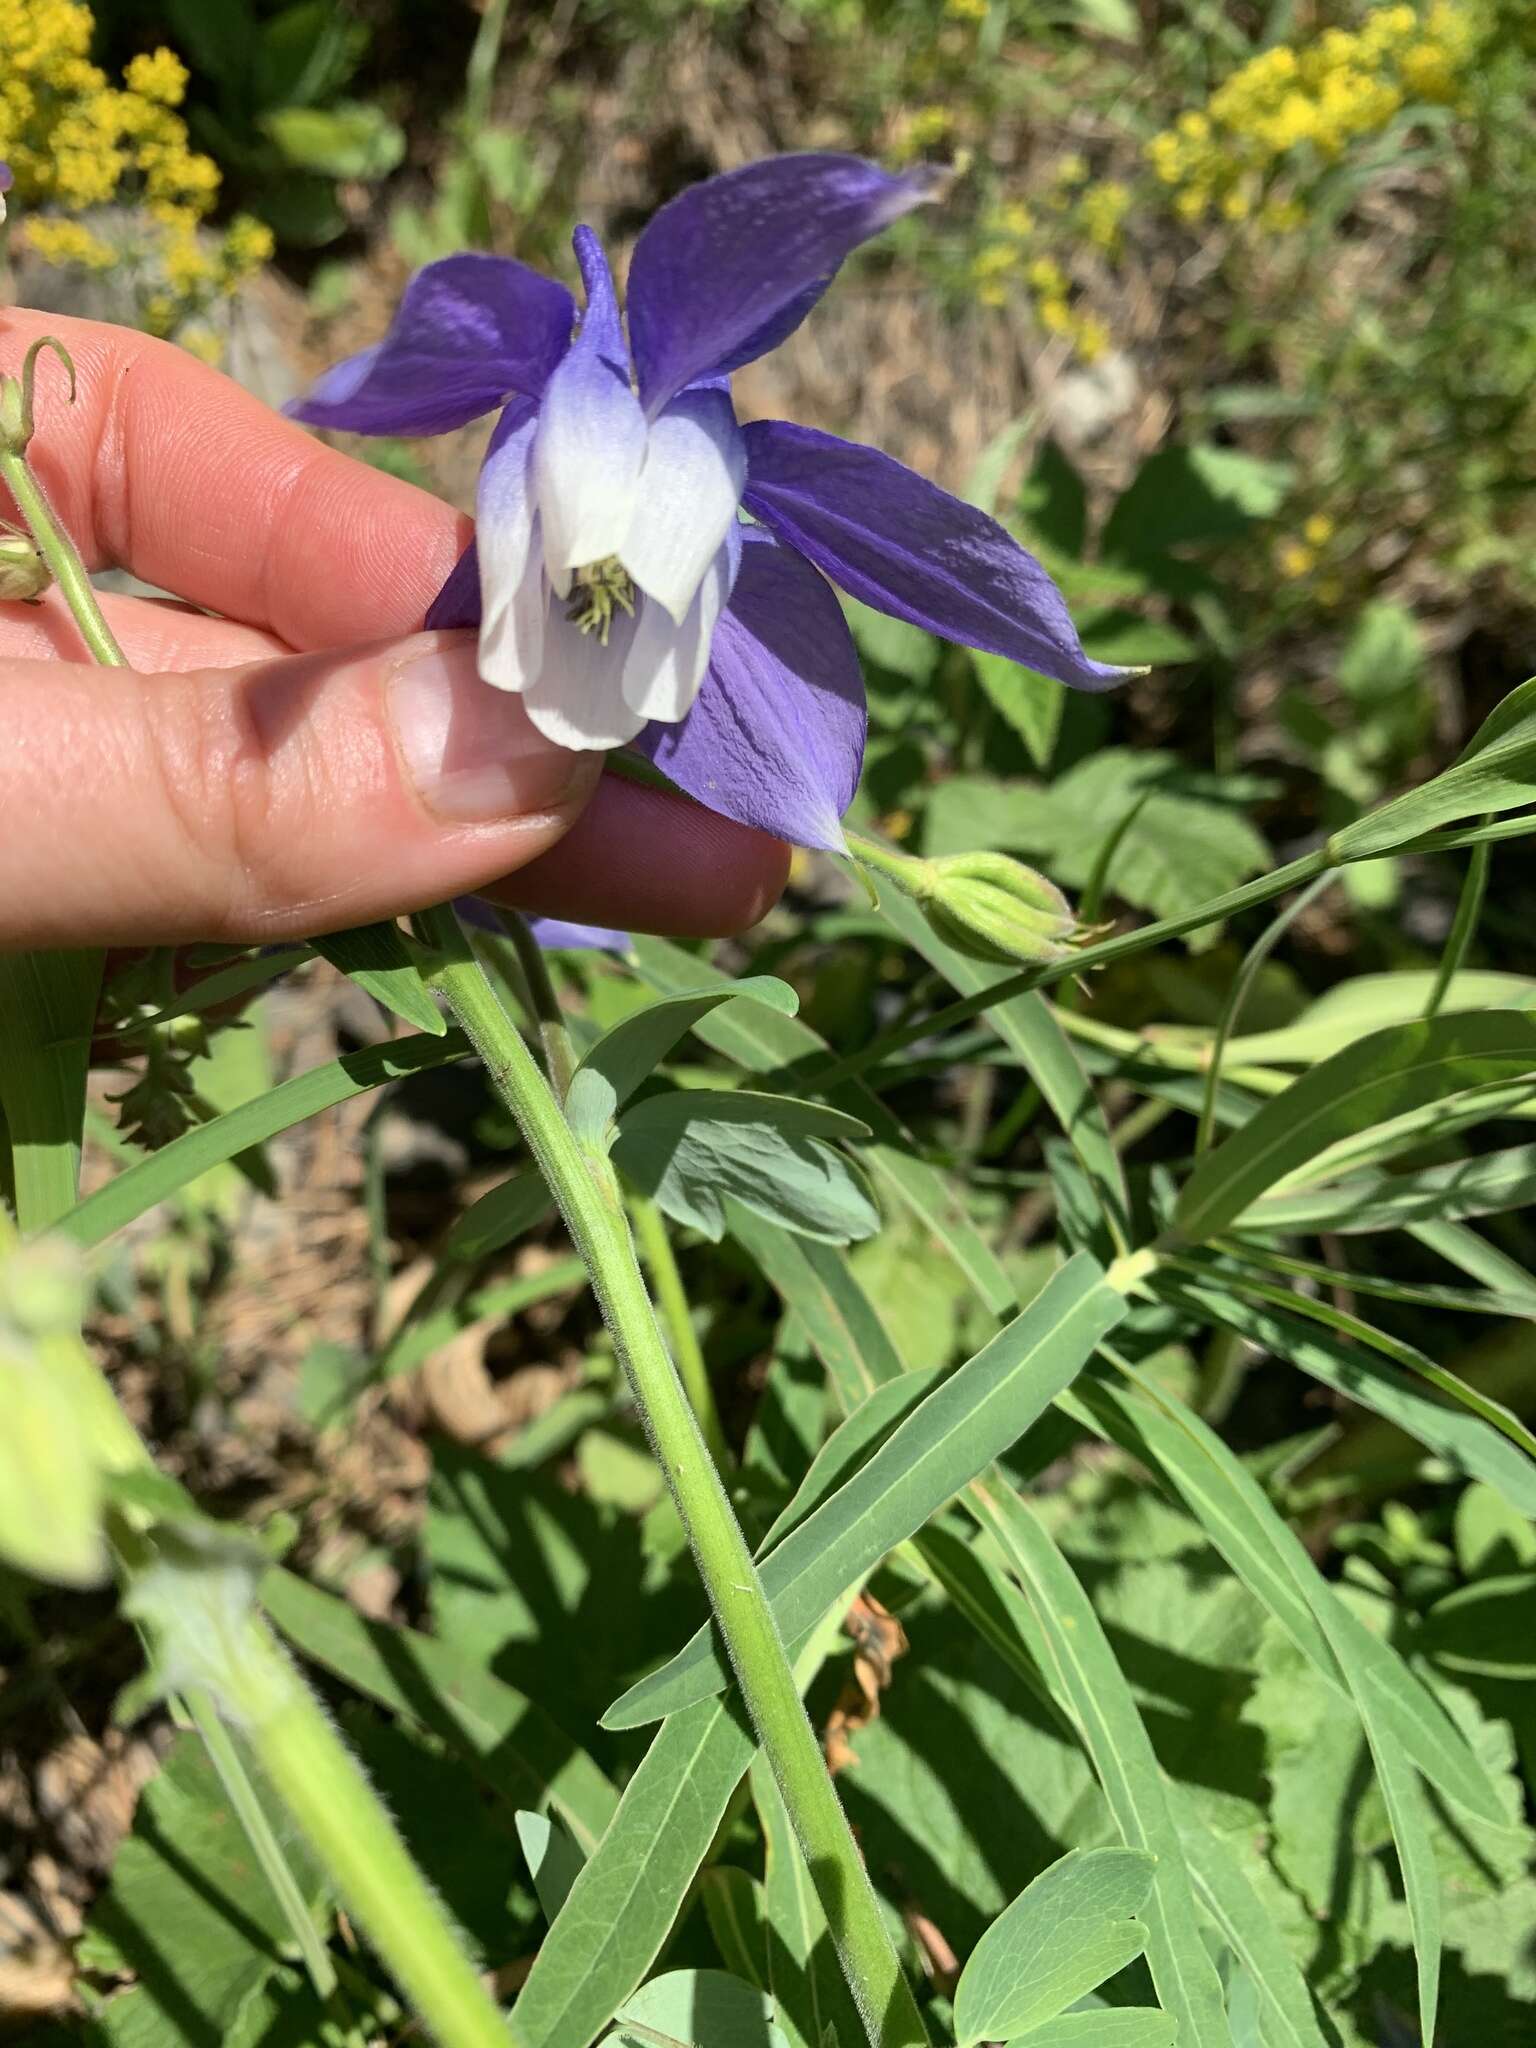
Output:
[{"xmin": 0, "ymin": 310, "xmax": 790, "ymax": 951}]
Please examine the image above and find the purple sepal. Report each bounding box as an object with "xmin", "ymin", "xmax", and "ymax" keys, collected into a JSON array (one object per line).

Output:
[
  {"xmin": 453, "ymin": 897, "xmax": 630, "ymax": 952},
  {"xmin": 636, "ymin": 529, "xmax": 865, "ymax": 851},
  {"xmin": 285, "ymin": 253, "xmax": 574, "ymax": 436},
  {"xmin": 426, "ymin": 540, "xmax": 482, "ymax": 631},
  {"xmin": 626, "ymin": 154, "xmax": 943, "ymax": 417},
  {"xmin": 741, "ymin": 420, "xmax": 1124, "ymax": 691}
]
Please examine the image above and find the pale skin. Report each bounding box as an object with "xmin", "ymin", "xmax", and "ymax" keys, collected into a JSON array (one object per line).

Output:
[{"xmin": 0, "ymin": 310, "xmax": 790, "ymax": 951}]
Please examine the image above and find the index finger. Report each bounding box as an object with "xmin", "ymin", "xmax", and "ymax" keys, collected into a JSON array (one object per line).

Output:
[{"xmin": 0, "ymin": 309, "xmax": 470, "ymax": 649}]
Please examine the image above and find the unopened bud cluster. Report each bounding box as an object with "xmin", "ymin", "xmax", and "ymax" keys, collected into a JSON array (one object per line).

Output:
[{"xmin": 853, "ymin": 834, "xmax": 1083, "ymax": 968}]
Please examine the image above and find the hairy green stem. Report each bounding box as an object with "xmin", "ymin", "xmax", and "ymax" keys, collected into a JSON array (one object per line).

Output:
[
  {"xmin": 630, "ymin": 1191, "xmax": 731, "ymax": 1468},
  {"xmin": 497, "ymin": 909, "xmax": 578, "ymax": 1101},
  {"xmin": 0, "ymin": 445, "xmax": 125, "ymax": 667},
  {"xmin": 419, "ymin": 905, "xmax": 927, "ymax": 2048}
]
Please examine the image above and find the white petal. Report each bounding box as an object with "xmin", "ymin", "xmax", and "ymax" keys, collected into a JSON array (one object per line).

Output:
[
  {"xmin": 533, "ymin": 348, "xmax": 647, "ymax": 579},
  {"xmin": 476, "ymin": 413, "xmax": 547, "ymax": 692},
  {"xmin": 523, "ymin": 605, "xmax": 647, "ymax": 750},
  {"xmin": 620, "ymin": 529, "xmax": 740, "ymax": 723},
  {"xmin": 619, "ymin": 388, "xmax": 745, "ymax": 623}
]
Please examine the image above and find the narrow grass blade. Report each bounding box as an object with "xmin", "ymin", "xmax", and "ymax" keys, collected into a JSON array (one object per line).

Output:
[
  {"xmin": 964, "ymin": 1480, "xmax": 1232, "ymax": 2048},
  {"xmin": 604, "ymin": 1255, "xmax": 1125, "ymax": 1728},
  {"xmin": 1238, "ymin": 1142, "xmax": 1536, "ymax": 1235},
  {"xmin": 1174, "ymin": 1010, "xmax": 1536, "ymax": 1243},
  {"xmin": 260, "ymin": 1567, "xmax": 616, "ymax": 1854},
  {"xmin": 59, "ymin": 1031, "xmax": 470, "ymax": 1247}
]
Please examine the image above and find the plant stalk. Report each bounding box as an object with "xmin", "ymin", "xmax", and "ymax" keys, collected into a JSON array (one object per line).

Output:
[
  {"xmin": 630, "ymin": 1190, "xmax": 731, "ymax": 1468},
  {"xmin": 0, "ymin": 445, "xmax": 125, "ymax": 667},
  {"xmin": 419, "ymin": 905, "xmax": 927, "ymax": 2048}
]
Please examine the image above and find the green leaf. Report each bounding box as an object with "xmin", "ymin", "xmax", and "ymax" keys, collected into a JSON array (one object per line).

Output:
[
  {"xmin": 608, "ymin": 1968, "xmax": 791, "ymax": 2048},
  {"xmin": 259, "ymin": 1567, "xmax": 617, "ymax": 1854},
  {"xmin": 631, "ymin": 935, "xmax": 1014, "ymax": 1313},
  {"xmin": 518, "ymin": 1810, "xmax": 588, "ymax": 1924},
  {"xmin": 440, "ymin": 1169, "xmax": 555, "ymax": 1263},
  {"xmin": 1418, "ymin": 1575, "xmax": 1536, "ymax": 1679},
  {"xmin": 1173, "ymin": 1011, "xmax": 1536, "ymax": 1242},
  {"xmin": 260, "ymin": 99, "xmax": 406, "ymax": 178},
  {"xmin": 603, "ymin": 1255, "xmax": 1126, "ymax": 1729},
  {"xmin": 756, "ymin": 1367, "xmax": 944, "ymax": 1552},
  {"xmin": 700, "ymin": 1868, "xmax": 770, "ymax": 1992},
  {"xmin": 750, "ymin": 1756, "xmax": 862, "ymax": 2048},
  {"xmin": 1004, "ymin": 2016, "xmax": 1176, "ymax": 2048},
  {"xmin": 1102, "ymin": 444, "xmax": 1292, "ymax": 563},
  {"xmin": 1176, "ymin": 1821, "xmax": 1333, "ymax": 2048},
  {"xmin": 964, "ymin": 1482, "xmax": 1233, "ymax": 2047},
  {"xmin": 1017, "ymin": 436, "xmax": 1088, "ymax": 556},
  {"xmin": 1161, "ymin": 1274, "xmax": 1536, "ymax": 1519},
  {"xmin": 973, "ymin": 651, "xmax": 1064, "ymax": 770},
  {"xmin": 512, "ymin": 1700, "xmax": 758, "ymax": 2048},
  {"xmin": 566, "ymin": 978, "xmax": 798, "ymax": 1144},
  {"xmin": 1330, "ymin": 674, "xmax": 1536, "ymax": 861},
  {"xmin": 611, "ymin": 1089, "xmax": 878, "ymax": 1243},
  {"xmin": 952, "ymin": 1846, "xmax": 1155, "ymax": 2045},
  {"xmin": 1370, "ymin": 1709, "xmax": 1443, "ymax": 2047},
  {"xmin": 1221, "ymin": 969, "xmax": 1535, "ymax": 1066},
  {"xmin": 1238, "ymin": 1140, "xmax": 1536, "ymax": 1235},
  {"xmin": 59, "ymin": 1031, "xmax": 470, "ymax": 1248},
  {"xmin": 0, "ymin": 949, "xmax": 102, "ymax": 1229},
  {"xmin": 726, "ymin": 1208, "xmax": 906, "ymax": 1409},
  {"xmin": 81, "ymin": 1731, "xmax": 325, "ymax": 2046},
  {"xmin": 311, "ymin": 922, "xmax": 445, "ymax": 1035},
  {"xmin": 876, "ymin": 885, "xmax": 1130, "ymax": 1248}
]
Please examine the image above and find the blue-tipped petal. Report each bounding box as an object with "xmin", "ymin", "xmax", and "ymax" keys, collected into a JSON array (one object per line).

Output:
[
  {"xmin": 637, "ymin": 528, "xmax": 864, "ymax": 851},
  {"xmin": 626, "ymin": 154, "xmax": 944, "ymax": 418},
  {"xmin": 741, "ymin": 420, "xmax": 1125, "ymax": 689},
  {"xmin": 286, "ymin": 253, "xmax": 574, "ymax": 436}
]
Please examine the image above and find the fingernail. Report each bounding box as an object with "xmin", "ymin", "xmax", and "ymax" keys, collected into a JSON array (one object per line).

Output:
[{"xmin": 389, "ymin": 635, "xmax": 596, "ymax": 822}]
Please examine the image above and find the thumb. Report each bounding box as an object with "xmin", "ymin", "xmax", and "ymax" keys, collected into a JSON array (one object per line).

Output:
[{"xmin": 0, "ymin": 630, "xmax": 602, "ymax": 949}]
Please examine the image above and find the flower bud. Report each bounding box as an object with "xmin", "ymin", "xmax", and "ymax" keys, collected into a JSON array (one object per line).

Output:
[
  {"xmin": 0, "ymin": 532, "xmax": 49, "ymax": 603},
  {"xmin": 920, "ymin": 850, "xmax": 1081, "ymax": 966}
]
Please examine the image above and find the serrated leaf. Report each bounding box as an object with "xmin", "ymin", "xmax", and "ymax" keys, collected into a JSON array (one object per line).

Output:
[
  {"xmin": 1174, "ymin": 1011, "xmax": 1536, "ymax": 1242},
  {"xmin": 60, "ymin": 1031, "xmax": 470, "ymax": 1248},
  {"xmin": 952, "ymin": 1846, "xmax": 1155, "ymax": 2045},
  {"xmin": 566, "ymin": 978, "xmax": 798, "ymax": 1144},
  {"xmin": 973, "ymin": 652, "xmax": 1065, "ymax": 770},
  {"xmin": 311, "ymin": 921, "xmax": 445, "ymax": 1035},
  {"xmin": 611, "ymin": 1089, "xmax": 878, "ymax": 1243},
  {"xmin": 604, "ymin": 1255, "xmax": 1125, "ymax": 1729}
]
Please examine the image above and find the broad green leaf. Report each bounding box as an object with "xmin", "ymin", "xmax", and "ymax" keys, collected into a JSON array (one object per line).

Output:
[
  {"xmin": 965, "ymin": 1481, "xmax": 1232, "ymax": 2047},
  {"xmin": 0, "ymin": 949, "xmax": 102, "ymax": 1229},
  {"xmin": 513, "ymin": 1700, "xmax": 758, "ymax": 2048},
  {"xmin": 604, "ymin": 1255, "xmax": 1126, "ymax": 1728},
  {"xmin": 1173, "ymin": 1011, "xmax": 1536, "ymax": 1242},
  {"xmin": 1238, "ymin": 1141, "xmax": 1536, "ymax": 1235},
  {"xmin": 750, "ymin": 1756, "xmax": 862, "ymax": 2048},
  {"xmin": 973, "ymin": 650, "xmax": 1064, "ymax": 770},
  {"xmin": 566, "ymin": 977, "xmax": 797, "ymax": 1143},
  {"xmin": 952, "ymin": 1846, "xmax": 1155, "ymax": 2045},
  {"xmin": 518, "ymin": 1810, "xmax": 587, "ymax": 1924},
  {"xmin": 1176, "ymin": 1820, "xmax": 1333, "ymax": 2048},
  {"xmin": 80, "ymin": 1731, "xmax": 325, "ymax": 2046},
  {"xmin": 1418, "ymin": 1575, "xmax": 1536, "ymax": 1679},
  {"xmin": 700, "ymin": 1868, "xmax": 769, "ymax": 1992},
  {"xmin": 311, "ymin": 921, "xmax": 445, "ymax": 1035},
  {"xmin": 631, "ymin": 935, "xmax": 1015, "ymax": 1314},
  {"xmin": 727, "ymin": 1207, "xmax": 906, "ymax": 1408},
  {"xmin": 608, "ymin": 1968, "xmax": 790, "ymax": 2048},
  {"xmin": 1222, "ymin": 970, "xmax": 1535, "ymax": 1067},
  {"xmin": 1330, "ymin": 674, "xmax": 1536, "ymax": 861},
  {"xmin": 1004, "ymin": 2015, "xmax": 1176, "ymax": 2048},
  {"xmin": 259, "ymin": 1567, "xmax": 616, "ymax": 1854},
  {"xmin": 1161, "ymin": 1274, "xmax": 1536, "ymax": 1518},
  {"xmin": 877, "ymin": 886, "xmax": 1130, "ymax": 1249},
  {"xmin": 1073, "ymin": 1368, "xmax": 1506, "ymax": 1824},
  {"xmin": 60, "ymin": 1031, "xmax": 470, "ymax": 1248},
  {"xmin": 261, "ymin": 99, "xmax": 406, "ymax": 179},
  {"xmin": 1103, "ymin": 444, "xmax": 1292, "ymax": 562},
  {"xmin": 612, "ymin": 1089, "xmax": 878, "ymax": 1243}
]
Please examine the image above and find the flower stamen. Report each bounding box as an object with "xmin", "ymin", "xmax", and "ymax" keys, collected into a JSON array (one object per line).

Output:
[{"xmin": 565, "ymin": 556, "xmax": 636, "ymax": 643}]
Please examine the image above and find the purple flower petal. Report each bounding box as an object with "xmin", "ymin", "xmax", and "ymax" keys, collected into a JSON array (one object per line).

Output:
[
  {"xmin": 426, "ymin": 540, "xmax": 481, "ymax": 631},
  {"xmin": 286, "ymin": 253, "xmax": 574, "ymax": 436},
  {"xmin": 453, "ymin": 897, "xmax": 629, "ymax": 952},
  {"xmin": 534, "ymin": 230, "xmax": 647, "ymax": 585},
  {"xmin": 636, "ymin": 528, "xmax": 865, "ymax": 851},
  {"xmin": 626, "ymin": 154, "xmax": 944, "ymax": 418},
  {"xmin": 741, "ymin": 420, "xmax": 1125, "ymax": 690}
]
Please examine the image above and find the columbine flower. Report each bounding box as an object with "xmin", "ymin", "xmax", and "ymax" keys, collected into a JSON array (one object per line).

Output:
[{"xmin": 290, "ymin": 154, "xmax": 1122, "ymax": 850}]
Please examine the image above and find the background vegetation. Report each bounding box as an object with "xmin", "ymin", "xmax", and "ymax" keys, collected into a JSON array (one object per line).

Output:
[{"xmin": 3, "ymin": 3, "xmax": 1536, "ymax": 2045}]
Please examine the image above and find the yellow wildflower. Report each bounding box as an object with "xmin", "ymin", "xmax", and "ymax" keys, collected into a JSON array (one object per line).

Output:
[
  {"xmin": 1276, "ymin": 540, "xmax": 1316, "ymax": 579},
  {"xmin": 944, "ymin": 0, "xmax": 989, "ymax": 18},
  {"xmin": 124, "ymin": 48, "xmax": 188, "ymax": 106},
  {"xmin": 23, "ymin": 214, "xmax": 116, "ymax": 269},
  {"xmin": 1079, "ymin": 180, "xmax": 1130, "ymax": 251},
  {"xmin": 1303, "ymin": 512, "xmax": 1336, "ymax": 547}
]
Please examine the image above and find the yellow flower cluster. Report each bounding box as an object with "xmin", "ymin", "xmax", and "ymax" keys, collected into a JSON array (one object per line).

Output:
[
  {"xmin": 944, "ymin": 0, "xmax": 990, "ymax": 18},
  {"xmin": 968, "ymin": 181, "xmax": 1122, "ymax": 360},
  {"xmin": 0, "ymin": 0, "xmax": 272, "ymax": 349},
  {"xmin": 1147, "ymin": 2, "xmax": 1484, "ymax": 226},
  {"xmin": 1276, "ymin": 512, "xmax": 1338, "ymax": 580}
]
